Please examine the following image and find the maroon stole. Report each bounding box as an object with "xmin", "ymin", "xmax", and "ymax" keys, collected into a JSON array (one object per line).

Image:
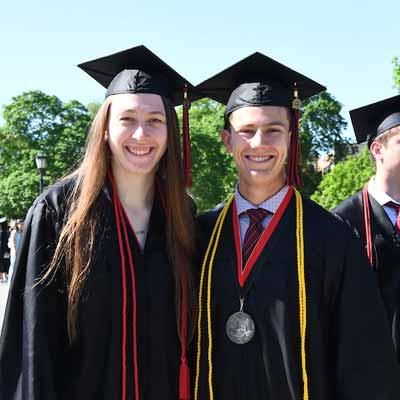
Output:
[{"xmin": 232, "ymin": 187, "xmax": 294, "ymax": 287}]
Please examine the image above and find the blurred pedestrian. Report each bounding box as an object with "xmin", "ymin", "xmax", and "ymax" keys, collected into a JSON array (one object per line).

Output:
[
  {"xmin": 0, "ymin": 217, "xmax": 10, "ymax": 283},
  {"xmin": 7, "ymin": 219, "xmax": 24, "ymax": 283}
]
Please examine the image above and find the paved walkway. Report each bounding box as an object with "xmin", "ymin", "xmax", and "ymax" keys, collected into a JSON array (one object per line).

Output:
[{"xmin": 0, "ymin": 281, "xmax": 10, "ymax": 333}]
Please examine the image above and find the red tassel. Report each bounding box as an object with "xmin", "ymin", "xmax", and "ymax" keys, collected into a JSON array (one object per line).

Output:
[
  {"xmin": 155, "ymin": 179, "xmax": 191, "ymax": 399},
  {"xmin": 183, "ymin": 84, "xmax": 192, "ymax": 187},
  {"xmin": 286, "ymin": 107, "xmax": 303, "ymax": 187},
  {"xmin": 179, "ymin": 356, "xmax": 191, "ymax": 400},
  {"xmin": 179, "ymin": 260, "xmax": 190, "ymax": 399}
]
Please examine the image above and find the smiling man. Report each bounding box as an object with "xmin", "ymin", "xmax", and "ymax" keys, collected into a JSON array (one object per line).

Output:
[{"xmin": 193, "ymin": 53, "xmax": 399, "ymax": 400}]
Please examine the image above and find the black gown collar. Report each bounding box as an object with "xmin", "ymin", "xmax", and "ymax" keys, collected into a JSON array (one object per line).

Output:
[{"xmin": 368, "ymin": 193, "xmax": 397, "ymax": 237}]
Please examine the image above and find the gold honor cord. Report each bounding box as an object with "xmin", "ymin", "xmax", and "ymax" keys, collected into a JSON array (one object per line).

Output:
[
  {"xmin": 194, "ymin": 195, "xmax": 234, "ymax": 400},
  {"xmin": 194, "ymin": 189, "xmax": 309, "ymax": 400},
  {"xmin": 295, "ymin": 188, "xmax": 309, "ymax": 400}
]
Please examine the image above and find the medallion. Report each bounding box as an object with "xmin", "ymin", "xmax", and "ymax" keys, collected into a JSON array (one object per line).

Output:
[{"xmin": 226, "ymin": 311, "xmax": 255, "ymax": 344}]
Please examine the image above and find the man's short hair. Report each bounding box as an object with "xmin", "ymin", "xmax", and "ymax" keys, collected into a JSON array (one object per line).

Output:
[
  {"xmin": 370, "ymin": 125, "xmax": 400, "ymax": 165},
  {"xmin": 374, "ymin": 125, "xmax": 400, "ymax": 146}
]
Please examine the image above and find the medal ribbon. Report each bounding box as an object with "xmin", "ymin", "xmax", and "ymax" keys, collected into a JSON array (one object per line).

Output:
[
  {"xmin": 232, "ymin": 187, "xmax": 294, "ymax": 287},
  {"xmin": 194, "ymin": 188, "xmax": 309, "ymax": 400}
]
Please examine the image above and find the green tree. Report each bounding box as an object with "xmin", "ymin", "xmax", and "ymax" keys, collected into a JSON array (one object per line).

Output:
[
  {"xmin": 0, "ymin": 91, "xmax": 91, "ymax": 218},
  {"xmin": 87, "ymin": 101, "xmax": 102, "ymax": 119},
  {"xmin": 393, "ymin": 57, "xmax": 400, "ymax": 92},
  {"xmin": 187, "ymin": 99, "xmax": 236, "ymax": 212},
  {"xmin": 392, "ymin": 57, "xmax": 400, "ymax": 93},
  {"xmin": 300, "ymin": 91, "xmax": 349, "ymax": 195},
  {"xmin": 311, "ymin": 147, "xmax": 374, "ymax": 210}
]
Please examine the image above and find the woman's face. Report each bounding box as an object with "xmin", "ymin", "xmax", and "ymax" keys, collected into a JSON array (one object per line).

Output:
[{"xmin": 106, "ymin": 93, "xmax": 168, "ymax": 178}]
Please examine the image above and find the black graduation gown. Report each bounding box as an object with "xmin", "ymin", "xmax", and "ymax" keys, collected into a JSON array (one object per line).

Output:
[
  {"xmin": 333, "ymin": 191, "xmax": 400, "ymax": 362},
  {"xmin": 195, "ymin": 195, "xmax": 400, "ymax": 400},
  {"xmin": 0, "ymin": 178, "xmax": 180, "ymax": 400}
]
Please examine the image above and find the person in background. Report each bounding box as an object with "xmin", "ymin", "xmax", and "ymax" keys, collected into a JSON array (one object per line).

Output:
[
  {"xmin": 7, "ymin": 219, "xmax": 24, "ymax": 283},
  {"xmin": 0, "ymin": 218, "xmax": 10, "ymax": 283},
  {"xmin": 333, "ymin": 95, "xmax": 400, "ymax": 362}
]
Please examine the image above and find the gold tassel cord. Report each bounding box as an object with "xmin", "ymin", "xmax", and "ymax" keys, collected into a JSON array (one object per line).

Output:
[
  {"xmin": 207, "ymin": 196, "xmax": 233, "ymax": 399},
  {"xmin": 295, "ymin": 188, "xmax": 308, "ymax": 400},
  {"xmin": 195, "ymin": 191, "xmax": 309, "ymax": 399},
  {"xmin": 194, "ymin": 197, "xmax": 233, "ymax": 400}
]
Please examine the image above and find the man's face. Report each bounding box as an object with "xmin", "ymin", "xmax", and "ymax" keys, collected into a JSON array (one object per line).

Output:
[
  {"xmin": 371, "ymin": 127, "xmax": 400, "ymax": 176},
  {"xmin": 221, "ymin": 106, "xmax": 291, "ymax": 189}
]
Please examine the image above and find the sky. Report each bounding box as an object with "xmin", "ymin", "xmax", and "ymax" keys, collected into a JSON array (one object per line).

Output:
[{"xmin": 0, "ymin": 0, "xmax": 399, "ymax": 138}]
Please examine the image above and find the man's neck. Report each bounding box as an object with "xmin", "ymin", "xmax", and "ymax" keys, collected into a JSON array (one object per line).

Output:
[
  {"xmin": 373, "ymin": 171, "xmax": 400, "ymax": 202},
  {"xmin": 238, "ymin": 178, "xmax": 286, "ymax": 205}
]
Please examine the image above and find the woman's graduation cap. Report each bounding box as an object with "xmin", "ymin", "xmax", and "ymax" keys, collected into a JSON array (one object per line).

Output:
[
  {"xmin": 350, "ymin": 95, "xmax": 400, "ymax": 147},
  {"xmin": 196, "ymin": 52, "xmax": 326, "ymax": 187},
  {"xmin": 78, "ymin": 45, "xmax": 202, "ymax": 186}
]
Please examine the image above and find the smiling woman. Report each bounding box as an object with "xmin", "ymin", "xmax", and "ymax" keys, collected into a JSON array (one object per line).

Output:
[
  {"xmin": 107, "ymin": 93, "xmax": 168, "ymax": 180},
  {"xmin": 0, "ymin": 45, "xmax": 200, "ymax": 400}
]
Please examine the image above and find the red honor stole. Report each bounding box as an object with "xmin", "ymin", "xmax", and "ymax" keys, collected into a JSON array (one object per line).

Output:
[{"xmin": 232, "ymin": 187, "xmax": 294, "ymax": 287}]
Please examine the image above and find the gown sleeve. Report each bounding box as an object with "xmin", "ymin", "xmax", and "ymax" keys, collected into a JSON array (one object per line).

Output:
[
  {"xmin": 0, "ymin": 198, "xmax": 69, "ymax": 400},
  {"xmin": 331, "ymin": 231, "xmax": 400, "ymax": 399}
]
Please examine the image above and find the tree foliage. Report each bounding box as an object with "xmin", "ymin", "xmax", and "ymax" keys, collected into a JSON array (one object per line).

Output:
[
  {"xmin": 186, "ymin": 99, "xmax": 237, "ymax": 212},
  {"xmin": 311, "ymin": 147, "xmax": 374, "ymax": 210},
  {"xmin": 300, "ymin": 91, "xmax": 349, "ymax": 195},
  {"xmin": 0, "ymin": 91, "xmax": 91, "ymax": 218},
  {"xmin": 393, "ymin": 57, "xmax": 400, "ymax": 93}
]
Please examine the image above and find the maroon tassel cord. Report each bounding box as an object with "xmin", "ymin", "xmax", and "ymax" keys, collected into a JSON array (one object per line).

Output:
[
  {"xmin": 110, "ymin": 173, "xmax": 190, "ymax": 399},
  {"xmin": 109, "ymin": 172, "xmax": 140, "ymax": 400},
  {"xmin": 156, "ymin": 179, "xmax": 191, "ymax": 398},
  {"xmin": 112, "ymin": 184, "xmax": 129, "ymax": 400},
  {"xmin": 179, "ymin": 266, "xmax": 190, "ymax": 400},
  {"xmin": 183, "ymin": 84, "xmax": 192, "ymax": 187},
  {"xmin": 362, "ymin": 184, "xmax": 374, "ymax": 266},
  {"xmin": 286, "ymin": 106, "xmax": 303, "ymax": 187},
  {"xmin": 157, "ymin": 182, "xmax": 190, "ymax": 399}
]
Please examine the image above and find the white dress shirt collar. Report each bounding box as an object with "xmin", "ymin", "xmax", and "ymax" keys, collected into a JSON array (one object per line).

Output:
[
  {"xmin": 368, "ymin": 178, "xmax": 400, "ymax": 206},
  {"xmin": 234, "ymin": 185, "xmax": 289, "ymax": 215}
]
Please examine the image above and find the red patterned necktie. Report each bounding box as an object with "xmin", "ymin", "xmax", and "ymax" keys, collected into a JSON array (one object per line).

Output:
[
  {"xmin": 242, "ymin": 208, "xmax": 271, "ymax": 267},
  {"xmin": 386, "ymin": 201, "xmax": 400, "ymax": 234}
]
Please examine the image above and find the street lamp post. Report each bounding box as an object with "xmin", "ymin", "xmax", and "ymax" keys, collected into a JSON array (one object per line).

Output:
[{"xmin": 35, "ymin": 152, "xmax": 47, "ymax": 194}]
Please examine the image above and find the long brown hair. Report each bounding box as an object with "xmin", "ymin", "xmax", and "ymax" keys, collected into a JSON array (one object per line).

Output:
[{"xmin": 42, "ymin": 95, "xmax": 196, "ymax": 342}]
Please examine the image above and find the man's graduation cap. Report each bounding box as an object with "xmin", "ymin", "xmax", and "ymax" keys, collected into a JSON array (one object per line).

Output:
[
  {"xmin": 196, "ymin": 52, "xmax": 326, "ymax": 187},
  {"xmin": 350, "ymin": 95, "xmax": 400, "ymax": 147},
  {"xmin": 78, "ymin": 45, "xmax": 201, "ymax": 186}
]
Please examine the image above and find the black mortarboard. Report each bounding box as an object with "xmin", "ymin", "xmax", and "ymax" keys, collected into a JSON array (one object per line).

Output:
[
  {"xmin": 78, "ymin": 45, "xmax": 201, "ymax": 107},
  {"xmin": 350, "ymin": 95, "xmax": 400, "ymax": 146},
  {"xmin": 78, "ymin": 45, "xmax": 199, "ymax": 186},
  {"xmin": 196, "ymin": 52, "xmax": 326, "ymax": 187},
  {"xmin": 196, "ymin": 52, "xmax": 326, "ymax": 116}
]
